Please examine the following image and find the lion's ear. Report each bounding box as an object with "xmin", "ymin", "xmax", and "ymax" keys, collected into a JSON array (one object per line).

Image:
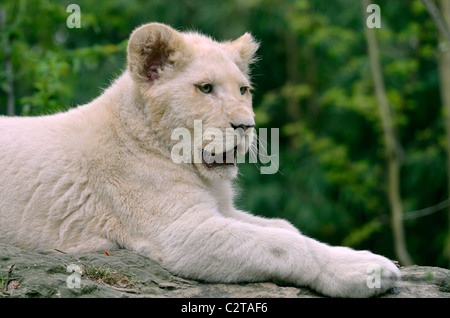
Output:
[
  {"xmin": 225, "ymin": 33, "xmax": 259, "ymax": 75},
  {"xmin": 127, "ymin": 22, "xmax": 187, "ymax": 84}
]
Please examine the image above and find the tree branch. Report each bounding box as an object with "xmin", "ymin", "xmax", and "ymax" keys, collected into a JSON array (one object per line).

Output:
[{"xmin": 421, "ymin": 0, "xmax": 450, "ymax": 42}]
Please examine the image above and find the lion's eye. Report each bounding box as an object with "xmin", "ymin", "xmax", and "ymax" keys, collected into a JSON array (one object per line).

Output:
[
  {"xmin": 197, "ymin": 83, "xmax": 213, "ymax": 94},
  {"xmin": 240, "ymin": 86, "xmax": 249, "ymax": 95}
]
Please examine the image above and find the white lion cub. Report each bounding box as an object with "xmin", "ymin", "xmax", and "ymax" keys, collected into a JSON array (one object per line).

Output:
[{"xmin": 0, "ymin": 22, "xmax": 400, "ymax": 297}]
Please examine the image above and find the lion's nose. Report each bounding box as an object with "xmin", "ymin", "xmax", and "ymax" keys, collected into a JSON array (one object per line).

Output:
[{"xmin": 230, "ymin": 123, "xmax": 255, "ymax": 132}]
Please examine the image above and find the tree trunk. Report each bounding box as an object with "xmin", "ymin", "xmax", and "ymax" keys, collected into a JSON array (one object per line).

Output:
[
  {"xmin": 0, "ymin": 8, "xmax": 15, "ymax": 116},
  {"xmin": 362, "ymin": 0, "xmax": 413, "ymax": 265},
  {"xmin": 437, "ymin": 0, "xmax": 450, "ymax": 268}
]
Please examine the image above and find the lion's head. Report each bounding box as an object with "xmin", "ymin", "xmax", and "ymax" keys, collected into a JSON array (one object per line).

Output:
[{"xmin": 126, "ymin": 22, "xmax": 259, "ymax": 180}]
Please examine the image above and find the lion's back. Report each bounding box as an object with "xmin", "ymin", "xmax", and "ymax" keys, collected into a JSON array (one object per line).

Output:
[{"xmin": 0, "ymin": 113, "xmax": 95, "ymax": 250}]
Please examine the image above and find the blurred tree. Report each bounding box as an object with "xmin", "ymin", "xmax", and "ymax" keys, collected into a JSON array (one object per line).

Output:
[
  {"xmin": 436, "ymin": 0, "xmax": 450, "ymax": 267},
  {"xmin": 0, "ymin": 1, "xmax": 26, "ymax": 115},
  {"xmin": 421, "ymin": 0, "xmax": 450, "ymax": 268},
  {"xmin": 363, "ymin": 0, "xmax": 412, "ymax": 265}
]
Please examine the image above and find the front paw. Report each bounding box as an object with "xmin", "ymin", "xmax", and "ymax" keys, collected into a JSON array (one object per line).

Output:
[{"xmin": 312, "ymin": 247, "xmax": 401, "ymax": 297}]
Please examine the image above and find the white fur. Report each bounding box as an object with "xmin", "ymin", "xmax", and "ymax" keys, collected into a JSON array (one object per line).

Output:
[{"xmin": 0, "ymin": 23, "xmax": 400, "ymax": 297}]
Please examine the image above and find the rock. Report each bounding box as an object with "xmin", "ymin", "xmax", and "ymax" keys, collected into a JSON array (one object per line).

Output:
[
  {"xmin": 0, "ymin": 242, "xmax": 448, "ymax": 298},
  {"xmin": 383, "ymin": 265, "xmax": 450, "ymax": 298}
]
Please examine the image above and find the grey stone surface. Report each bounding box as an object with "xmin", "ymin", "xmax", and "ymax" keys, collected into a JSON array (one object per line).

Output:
[{"xmin": 0, "ymin": 243, "xmax": 448, "ymax": 298}]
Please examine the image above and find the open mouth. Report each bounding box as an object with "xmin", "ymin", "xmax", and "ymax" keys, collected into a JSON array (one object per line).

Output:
[{"xmin": 201, "ymin": 146, "xmax": 237, "ymax": 169}]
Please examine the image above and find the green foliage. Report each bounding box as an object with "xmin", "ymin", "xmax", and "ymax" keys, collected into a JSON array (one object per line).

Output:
[{"xmin": 0, "ymin": 0, "xmax": 448, "ymax": 267}]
